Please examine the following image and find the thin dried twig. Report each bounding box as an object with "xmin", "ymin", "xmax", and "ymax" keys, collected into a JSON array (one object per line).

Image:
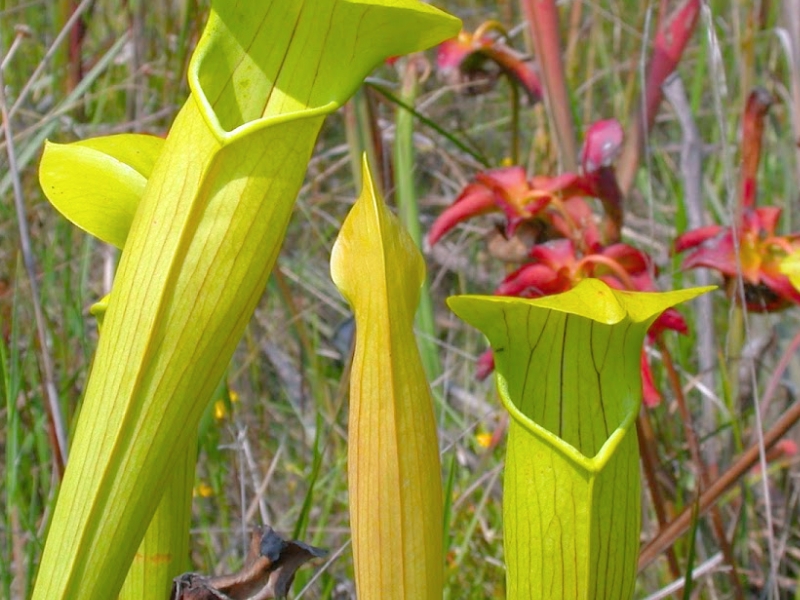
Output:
[
  {"xmin": 642, "ymin": 552, "xmax": 726, "ymax": 600},
  {"xmin": 638, "ymin": 398, "xmax": 800, "ymax": 571},
  {"xmin": 657, "ymin": 340, "xmax": 744, "ymax": 599},
  {"xmin": 8, "ymin": 0, "xmax": 94, "ymax": 120},
  {"xmin": 661, "ymin": 73, "xmax": 718, "ymax": 460},
  {"xmin": 0, "ymin": 33, "xmax": 68, "ymax": 475}
]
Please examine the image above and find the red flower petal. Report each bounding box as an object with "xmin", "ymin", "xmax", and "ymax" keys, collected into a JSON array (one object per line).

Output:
[
  {"xmin": 549, "ymin": 197, "xmax": 602, "ymax": 250},
  {"xmin": 601, "ymin": 243, "xmax": 651, "ymax": 274},
  {"xmin": 476, "ymin": 166, "xmax": 529, "ymax": 194},
  {"xmin": 752, "ymin": 206, "xmax": 782, "ymax": 235},
  {"xmin": 581, "ymin": 119, "xmax": 624, "ymax": 173},
  {"xmin": 680, "ymin": 234, "xmax": 739, "ymax": 278},
  {"xmin": 528, "ymin": 238, "xmax": 576, "ymax": 268},
  {"xmin": 495, "ymin": 263, "xmax": 569, "ymax": 297},
  {"xmin": 757, "ymin": 272, "xmax": 800, "ymax": 308},
  {"xmin": 481, "ymin": 45, "xmax": 542, "ymax": 103},
  {"xmin": 674, "ymin": 225, "xmax": 725, "ymax": 253},
  {"xmin": 478, "ymin": 166, "xmax": 551, "ymax": 235},
  {"xmin": 436, "ymin": 34, "xmax": 492, "ymax": 71},
  {"xmin": 650, "ymin": 308, "xmax": 688, "ymax": 337},
  {"xmin": 428, "ymin": 182, "xmax": 495, "ymax": 245},
  {"xmin": 475, "ymin": 349, "xmax": 495, "ymax": 381},
  {"xmin": 641, "ymin": 350, "xmax": 662, "ymax": 408}
]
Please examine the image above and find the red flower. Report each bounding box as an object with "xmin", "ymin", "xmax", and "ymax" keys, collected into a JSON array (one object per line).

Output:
[
  {"xmin": 676, "ymin": 206, "xmax": 800, "ymax": 311},
  {"xmin": 428, "ymin": 166, "xmax": 554, "ymax": 246},
  {"xmin": 437, "ymin": 27, "xmax": 542, "ymax": 102},
  {"xmin": 428, "ymin": 120, "xmax": 625, "ymax": 249}
]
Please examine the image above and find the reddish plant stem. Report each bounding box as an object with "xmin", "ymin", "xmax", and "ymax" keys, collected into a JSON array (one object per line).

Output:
[
  {"xmin": 617, "ymin": 0, "xmax": 701, "ymax": 196},
  {"xmin": 639, "ymin": 397, "xmax": 800, "ymax": 571},
  {"xmin": 757, "ymin": 326, "xmax": 800, "ymax": 430},
  {"xmin": 636, "ymin": 410, "xmax": 681, "ymax": 578},
  {"xmin": 66, "ymin": 0, "xmax": 90, "ymax": 93},
  {"xmin": 656, "ymin": 340, "xmax": 745, "ymax": 598},
  {"xmin": 519, "ymin": 0, "xmax": 577, "ymax": 170},
  {"xmin": 738, "ymin": 88, "xmax": 772, "ymax": 213}
]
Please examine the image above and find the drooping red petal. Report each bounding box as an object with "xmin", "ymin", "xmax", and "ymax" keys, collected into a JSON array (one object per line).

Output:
[
  {"xmin": 752, "ymin": 206, "xmax": 782, "ymax": 235},
  {"xmin": 680, "ymin": 233, "xmax": 738, "ymax": 278},
  {"xmin": 428, "ymin": 182, "xmax": 495, "ymax": 245},
  {"xmin": 495, "ymin": 263, "xmax": 569, "ymax": 297},
  {"xmin": 475, "ymin": 349, "xmax": 495, "ymax": 381},
  {"xmin": 674, "ymin": 225, "xmax": 725, "ymax": 252},
  {"xmin": 641, "ymin": 350, "xmax": 662, "ymax": 408},
  {"xmin": 476, "ymin": 166, "xmax": 529, "ymax": 197},
  {"xmin": 549, "ymin": 197, "xmax": 602, "ymax": 250},
  {"xmin": 481, "ymin": 45, "xmax": 542, "ymax": 103},
  {"xmin": 436, "ymin": 34, "xmax": 492, "ymax": 71},
  {"xmin": 478, "ymin": 166, "xmax": 551, "ymax": 235},
  {"xmin": 528, "ymin": 238, "xmax": 576, "ymax": 268},
  {"xmin": 596, "ymin": 274, "xmax": 626, "ymax": 291},
  {"xmin": 581, "ymin": 119, "xmax": 624, "ymax": 173},
  {"xmin": 757, "ymin": 271, "xmax": 800, "ymax": 308},
  {"xmin": 628, "ymin": 271, "xmax": 659, "ymax": 292},
  {"xmin": 650, "ymin": 308, "xmax": 688, "ymax": 337},
  {"xmin": 531, "ymin": 172, "xmax": 586, "ymax": 198},
  {"xmin": 601, "ymin": 243, "xmax": 651, "ymax": 274}
]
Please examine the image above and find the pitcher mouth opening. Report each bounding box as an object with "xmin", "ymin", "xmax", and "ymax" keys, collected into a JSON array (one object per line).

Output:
[
  {"xmin": 187, "ymin": 7, "xmax": 336, "ymax": 142},
  {"xmin": 495, "ymin": 374, "xmax": 638, "ymax": 472}
]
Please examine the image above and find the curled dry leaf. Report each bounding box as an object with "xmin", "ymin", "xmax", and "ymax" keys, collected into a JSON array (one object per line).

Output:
[{"xmin": 171, "ymin": 526, "xmax": 326, "ymax": 600}]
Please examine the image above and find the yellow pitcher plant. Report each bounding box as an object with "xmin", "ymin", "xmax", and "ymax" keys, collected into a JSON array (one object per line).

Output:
[
  {"xmin": 331, "ymin": 158, "xmax": 444, "ymax": 599},
  {"xmin": 449, "ymin": 281, "xmax": 710, "ymax": 598},
  {"xmin": 33, "ymin": 2, "xmax": 459, "ymax": 598}
]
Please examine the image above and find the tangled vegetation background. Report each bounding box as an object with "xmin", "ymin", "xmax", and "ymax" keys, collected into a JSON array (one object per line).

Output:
[{"xmin": 2, "ymin": 0, "xmax": 800, "ymax": 598}]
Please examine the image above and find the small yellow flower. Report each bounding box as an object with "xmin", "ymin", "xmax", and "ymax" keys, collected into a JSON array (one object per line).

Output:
[
  {"xmin": 476, "ymin": 432, "xmax": 492, "ymax": 449},
  {"xmin": 194, "ymin": 482, "xmax": 214, "ymax": 498},
  {"xmin": 213, "ymin": 400, "xmax": 227, "ymax": 421}
]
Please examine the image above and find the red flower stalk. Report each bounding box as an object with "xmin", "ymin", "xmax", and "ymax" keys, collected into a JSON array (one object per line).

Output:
[{"xmin": 739, "ymin": 88, "xmax": 773, "ymax": 211}]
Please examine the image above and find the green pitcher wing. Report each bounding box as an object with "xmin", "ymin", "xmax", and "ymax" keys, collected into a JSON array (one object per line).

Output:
[{"xmin": 39, "ymin": 134, "xmax": 164, "ymax": 248}]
